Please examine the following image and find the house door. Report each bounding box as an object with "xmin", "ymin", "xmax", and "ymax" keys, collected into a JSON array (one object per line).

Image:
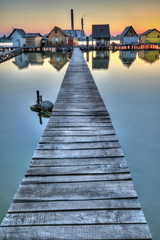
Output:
[{"xmin": 16, "ymin": 39, "xmax": 20, "ymax": 47}]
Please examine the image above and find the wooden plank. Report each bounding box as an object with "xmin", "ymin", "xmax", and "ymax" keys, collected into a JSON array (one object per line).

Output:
[
  {"xmin": 2, "ymin": 210, "xmax": 146, "ymax": 226},
  {"xmin": 14, "ymin": 181, "xmax": 137, "ymax": 201},
  {"xmin": 36, "ymin": 142, "xmax": 120, "ymax": 150},
  {"xmin": 48, "ymin": 116, "xmax": 111, "ymax": 123},
  {"xmin": 45, "ymin": 126, "xmax": 113, "ymax": 131},
  {"xmin": 39, "ymin": 135, "xmax": 118, "ymax": 144},
  {"xmin": 8, "ymin": 199, "xmax": 141, "ymax": 213},
  {"xmin": 32, "ymin": 148, "xmax": 124, "ymax": 159},
  {"xmin": 22, "ymin": 173, "xmax": 132, "ymax": 184},
  {"xmin": 31, "ymin": 157, "xmax": 127, "ymax": 167},
  {"xmin": 42, "ymin": 129, "xmax": 116, "ymax": 136},
  {"xmin": 0, "ymin": 225, "xmax": 152, "ymax": 239},
  {"xmin": 51, "ymin": 111, "xmax": 109, "ymax": 116},
  {"xmin": 26, "ymin": 164, "xmax": 129, "ymax": 176},
  {"xmin": 47, "ymin": 122, "xmax": 112, "ymax": 127}
]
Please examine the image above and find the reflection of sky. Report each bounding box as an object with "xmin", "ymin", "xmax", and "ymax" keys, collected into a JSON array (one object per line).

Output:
[{"xmin": 0, "ymin": 0, "xmax": 160, "ymax": 36}]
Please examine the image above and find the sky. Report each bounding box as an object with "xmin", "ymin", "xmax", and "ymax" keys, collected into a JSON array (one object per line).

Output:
[{"xmin": 0, "ymin": 0, "xmax": 160, "ymax": 37}]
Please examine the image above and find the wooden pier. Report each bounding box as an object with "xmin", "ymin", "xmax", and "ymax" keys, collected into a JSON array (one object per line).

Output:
[
  {"xmin": 0, "ymin": 48, "xmax": 23, "ymax": 63},
  {"xmin": 0, "ymin": 47, "xmax": 152, "ymax": 239}
]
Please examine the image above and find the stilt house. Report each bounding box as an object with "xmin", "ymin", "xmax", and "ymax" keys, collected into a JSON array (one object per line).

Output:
[
  {"xmin": 92, "ymin": 24, "xmax": 110, "ymax": 47},
  {"xmin": 120, "ymin": 26, "xmax": 138, "ymax": 44}
]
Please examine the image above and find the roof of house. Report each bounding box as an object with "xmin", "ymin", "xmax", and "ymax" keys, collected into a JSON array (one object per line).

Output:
[
  {"xmin": 92, "ymin": 25, "xmax": 110, "ymax": 38},
  {"xmin": 120, "ymin": 26, "xmax": 138, "ymax": 37},
  {"xmin": 64, "ymin": 30, "xmax": 85, "ymax": 38},
  {"xmin": 25, "ymin": 33, "xmax": 42, "ymax": 38},
  {"xmin": 8, "ymin": 28, "xmax": 26, "ymax": 38},
  {"xmin": 48, "ymin": 26, "xmax": 69, "ymax": 37},
  {"xmin": 141, "ymin": 28, "xmax": 160, "ymax": 35}
]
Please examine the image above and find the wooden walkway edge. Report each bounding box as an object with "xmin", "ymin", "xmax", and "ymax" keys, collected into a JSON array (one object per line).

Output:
[{"xmin": 0, "ymin": 47, "xmax": 152, "ymax": 239}]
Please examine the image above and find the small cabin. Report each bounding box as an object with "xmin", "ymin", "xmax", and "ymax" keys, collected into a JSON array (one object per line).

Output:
[
  {"xmin": 92, "ymin": 25, "xmax": 110, "ymax": 47},
  {"xmin": 120, "ymin": 26, "xmax": 138, "ymax": 45},
  {"xmin": 25, "ymin": 33, "xmax": 42, "ymax": 47},
  {"xmin": 8, "ymin": 28, "xmax": 26, "ymax": 47},
  {"xmin": 139, "ymin": 29, "xmax": 160, "ymax": 44},
  {"xmin": 48, "ymin": 26, "xmax": 71, "ymax": 47}
]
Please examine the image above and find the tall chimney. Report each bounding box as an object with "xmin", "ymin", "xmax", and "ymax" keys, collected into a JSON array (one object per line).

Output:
[
  {"xmin": 81, "ymin": 18, "xmax": 84, "ymax": 32},
  {"xmin": 81, "ymin": 18, "xmax": 84, "ymax": 37},
  {"xmin": 71, "ymin": 9, "xmax": 74, "ymax": 31}
]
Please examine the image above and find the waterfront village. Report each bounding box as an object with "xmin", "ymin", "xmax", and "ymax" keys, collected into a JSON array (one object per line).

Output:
[{"xmin": 0, "ymin": 9, "xmax": 160, "ymax": 49}]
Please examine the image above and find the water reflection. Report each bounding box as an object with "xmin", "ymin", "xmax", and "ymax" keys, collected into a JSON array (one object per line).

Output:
[
  {"xmin": 92, "ymin": 51, "xmax": 110, "ymax": 70},
  {"xmin": 138, "ymin": 50, "xmax": 160, "ymax": 64},
  {"xmin": 119, "ymin": 51, "xmax": 137, "ymax": 68},
  {"xmin": 12, "ymin": 52, "xmax": 71, "ymax": 71},
  {"xmin": 13, "ymin": 53, "xmax": 29, "ymax": 70},
  {"xmin": 49, "ymin": 52, "xmax": 70, "ymax": 71},
  {"xmin": 27, "ymin": 52, "xmax": 44, "ymax": 66}
]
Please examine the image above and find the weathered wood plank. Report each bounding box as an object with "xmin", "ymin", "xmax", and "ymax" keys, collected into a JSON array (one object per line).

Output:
[
  {"xmin": 2, "ymin": 210, "xmax": 146, "ymax": 226},
  {"xmin": 43, "ymin": 129, "xmax": 116, "ymax": 136},
  {"xmin": 26, "ymin": 164, "xmax": 129, "ymax": 176},
  {"xmin": 39, "ymin": 135, "xmax": 118, "ymax": 144},
  {"xmin": 47, "ymin": 122, "xmax": 112, "ymax": 127},
  {"xmin": 48, "ymin": 116, "xmax": 111, "ymax": 123},
  {"xmin": 8, "ymin": 199, "xmax": 141, "ymax": 213},
  {"xmin": 31, "ymin": 157, "xmax": 127, "ymax": 167},
  {"xmin": 45, "ymin": 126, "xmax": 113, "ymax": 131},
  {"xmin": 14, "ymin": 181, "xmax": 137, "ymax": 201},
  {"xmin": 0, "ymin": 224, "xmax": 152, "ymax": 239},
  {"xmin": 33, "ymin": 148, "xmax": 124, "ymax": 159},
  {"xmin": 36, "ymin": 142, "xmax": 120, "ymax": 150},
  {"xmin": 22, "ymin": 173, "xmax": 132, "ymax": 184},
  {"xmin": 51, "ymin": 111, "xmax": 109, "ymax": 116}
]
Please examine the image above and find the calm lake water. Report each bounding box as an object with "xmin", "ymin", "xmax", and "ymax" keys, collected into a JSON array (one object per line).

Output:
[{"xmin": 0, "ymin": 49, "xmax": 160, "ymax": 239}]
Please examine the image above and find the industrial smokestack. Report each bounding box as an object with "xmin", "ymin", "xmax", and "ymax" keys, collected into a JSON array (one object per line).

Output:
[
  {"xmin": 81, "ymin": 18, "xmax": 84, "ymax": 32},
  {"xmin": 81, "ymin": 18, "xmax": 84, "ymax": 37},
  {"xmin": 71, "ymin": 9, "xmax": 74, "ymax": 31}
]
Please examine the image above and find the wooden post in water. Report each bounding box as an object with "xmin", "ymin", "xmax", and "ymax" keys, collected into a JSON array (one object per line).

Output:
[
  {"xmin": 36, "ymin": 91, "xmax": 40, "ymax": 104},
  {"xmin": 86, "ymin": 36, "xmax": 89, "ymax": 48}
]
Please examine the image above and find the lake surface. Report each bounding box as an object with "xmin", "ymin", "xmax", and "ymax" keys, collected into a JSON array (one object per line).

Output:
[{"xmin": 0, "ymin": 49, "xmax": 160, "ymax": 240}]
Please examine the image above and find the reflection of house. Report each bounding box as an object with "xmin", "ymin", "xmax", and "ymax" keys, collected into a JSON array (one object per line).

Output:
[
  {"xmin": 139, "ymin": 29, "xmax": 160, "ymax": 44},
  {"xmin": 49, "ymin": 52, "xmax": 69, "ymax": 71},
  {"xmin": 12, "ymin": 53, "xmax": 29, "ymax": 69},
  {"xmin": 92, "ymin": 51, "xmax": 110, "ymax": 70},
  {"xmin": 119, "ymin": 51, "xmax": 137, "ymax": 68},
  {"xmin": 25, "ymin": 33, "xmax": 42, "ymax": 47},
  {"xmin": 27, "ymin": 53, "xmax": 44, "ymax": 65},
  {"xmin": 48, "ymin": 26, "xmax": 77, "ymax": 47},
  {"xmin": 8, "ymin": 28, "xmax": 26, "ymax": 47},
  {"xmin": 138, "ymin": 50, "xmax": 159, "ymax": 63},
  {"xmin": 92, "ymin": 25, "xmax": 110, "ymax": 47},
  {"xmin": 120, "ymin": 26, "xmax": 138, "ymax": 44}
]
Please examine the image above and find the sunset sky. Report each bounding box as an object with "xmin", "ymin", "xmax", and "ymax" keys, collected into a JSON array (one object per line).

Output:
[{"xmin": 0, "ymin": 0, "xmax": 159, "ymax": 37}]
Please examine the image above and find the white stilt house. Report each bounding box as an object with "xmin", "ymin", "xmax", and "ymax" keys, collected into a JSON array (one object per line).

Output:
[
  {"xmin": 120, "ymin": 26, "xmax": 138, "ymax": 45},
  {"xmin": 8, "ymin": 29, "xmax": 26, "ymax": 47}
]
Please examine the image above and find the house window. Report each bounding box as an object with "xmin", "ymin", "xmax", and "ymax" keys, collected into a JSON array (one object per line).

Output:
[
  {"xmin": 55, "ymin": 38, "xmax": 59, "ymax": 43},
  {"xmin": 55, "ymin": 28, "xmax": 58, "ymax": 33}
]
